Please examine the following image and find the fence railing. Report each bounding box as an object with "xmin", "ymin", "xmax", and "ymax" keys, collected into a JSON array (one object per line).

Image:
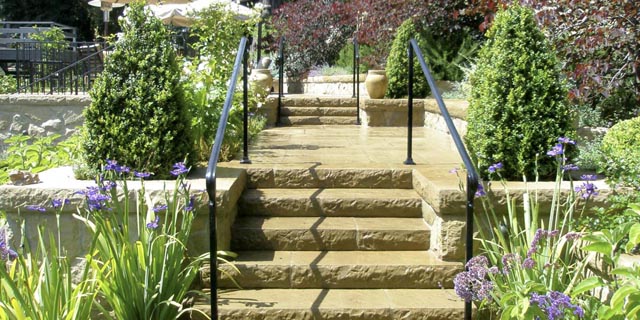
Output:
[
  {"xmin": 276, "ymin": 36, "xmax": 284, "ymax": 125},
  {"xmin": 352, "ymin": 37, "xmax": 360, "ymax": 125},
  {"xmin": 11, "ymin": 41, "xmax": 108, "ymax": 94},
  {"xmin": 406, "ymin": 37, "xmax": 479, "ymax": 320},
  {"xmin": 205, "ymin": 36, "xmax": 251, "ymax": 320}
]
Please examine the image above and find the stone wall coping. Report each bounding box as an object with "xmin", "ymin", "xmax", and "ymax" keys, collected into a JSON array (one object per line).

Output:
[
  {"xmin": 362, "ymin": 98, "xmax": 425, "ymax": 111},
  {"xmin": 305, "ymin": 74, "xmax": 367, "ymax": 83},
  {"xmin": 0, "ymin": 94, "xmax": 91, "ymax": 106},
  {"xmin": 423, "ymin": 98, "xmax": 467, "ymax": 120}
]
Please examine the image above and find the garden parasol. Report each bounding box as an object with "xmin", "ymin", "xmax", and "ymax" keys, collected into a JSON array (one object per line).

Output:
[{"xmin": 146, "ymin": 0, "xmax": 255, "ymax": 27}]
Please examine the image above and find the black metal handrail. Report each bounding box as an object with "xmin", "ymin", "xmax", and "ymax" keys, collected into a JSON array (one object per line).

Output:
[
  {"xmin": 205, "ymin": 36, "xmax": 251, "ymax": 320},
  {"xmin": 16, "ymin": 42, "xmax": 111, "ymax": 94},
  {"xmin": 406, "ymin": 38, "xmax": 479, "ymax": 320},
  {"xmin": 352, "ymin": 37, "xmax": 360, "ymax": 125},
  {"xmin": 276, "ymin": 36, "xmax": 284, "ymax": 126}
]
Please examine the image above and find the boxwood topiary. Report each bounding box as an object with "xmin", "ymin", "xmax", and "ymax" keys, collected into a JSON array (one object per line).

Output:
[
  {"xmin": 82, "ymin": 2, "xmax": 193, "ymax": 178},
  {"xmin": 386, "ymin": 18, "xmax": 430, "ymax": 99},
  {"xmin": 599, "ymin": 116, "xmax": 640, "ymax": 189},
  {"xmin": 465, "ymin": 5, "xmax": 574, "ymax": 180}
]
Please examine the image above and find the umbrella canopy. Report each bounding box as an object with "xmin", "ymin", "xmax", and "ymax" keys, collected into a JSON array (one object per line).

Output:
[{"xmin": 146, "ymin": 0, "xmax": 255, "ymax": 26}]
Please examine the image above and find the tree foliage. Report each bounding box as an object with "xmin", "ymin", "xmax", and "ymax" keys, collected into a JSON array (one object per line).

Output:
[
  {"xmin": 465, "ymin": 4, "xmax": 573, "ymax": 179},
  {"xmin": 82, "ymin": 2, "xmax": 192, "ymax": 177}
]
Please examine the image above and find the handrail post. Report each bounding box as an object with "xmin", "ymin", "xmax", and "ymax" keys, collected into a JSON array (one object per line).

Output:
[
  {"xmin": 352, "ymin": 37, "xmax": 356, "ymax": 98},
  {"xmin": 241, "ymin": 36, "xmax": 251, "ymax": 164},
  {"xmin": 465, "ymin": 174, "xmax": 477, "ymax": 320},
  {"xmin": 355, "ymin": 40, "xmax": 360, "ymax": 125},
  {"xmin": 277, "ymin": 37, "xmax": 284, "ymax": 126},
  {"xmin": 404, "ymin": 42, "xmax": 415, "ymax": 165}
]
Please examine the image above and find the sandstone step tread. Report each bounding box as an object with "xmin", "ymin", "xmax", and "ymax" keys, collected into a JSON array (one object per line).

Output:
[
  {"xmin": 240, "ymin": 188, "xmax": 422, "ymax": 217},
  {"xmin": 216, "ymin": 250, "xmax": 463, "ymax": 289},
  {"xmin": 243, "ymin": 167, "xmax": 413, "ymax": 189},
  {"xmin": 231, "ymin": 217, "xmax": 430, "ymax": 251},
  {"xmin": 281, "ymin": 106, "xmax": 357, "ymax": 117},
  {"xmin": 280, "ymin": 116, "xmax": 357, "ymax": 125},
  {"xmin": 193, "ymin": 288, "xmax": 465, "ymax": 320}
]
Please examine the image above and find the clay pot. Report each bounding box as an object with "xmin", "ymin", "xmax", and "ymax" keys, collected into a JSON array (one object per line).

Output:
[
  {"xmin": 365, "ymin": 69, "xmax": 388, "ymax": 99},
  {"xmin": 249, "ymin": 68, "xmax": 273, "ymax": 95}
]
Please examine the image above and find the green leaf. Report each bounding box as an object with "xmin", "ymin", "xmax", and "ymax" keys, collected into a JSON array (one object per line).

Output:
[
  {"xmin": 572, "ymin": 277, "xmax": 604, "ymax": 296},
  {"xmin": 582, "ymin": 242, "xmax": 613, "ymax": 256},
  {"xmin": 611, "ymin": 285, "xmax": 637, "ymax": 311}
]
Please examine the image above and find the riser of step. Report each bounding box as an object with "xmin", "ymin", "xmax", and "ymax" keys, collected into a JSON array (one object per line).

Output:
[
  {"xmin": 191, "ymin": 289, "xmax": 465, "ymax": 320},
  {"xmin": 240, "ymin": 189, "xmax": 422, "ymax": 217},
  {"xmin": 280, "ymin": 116, "xmax": 357, "ymax": 125},
  {"xmin": 231, "ymin": 217, "xmax": 430, "ymax": 251},
  {"xmin": 211, "ymin": 251, "xmax": 462, "ymax": 289},
  {"xmin": 281, "ymin": 107, "xmax": 356, "ymax": 117},
  {"xmin": 244, "ymin": 168, "xmax": 413, "ymax": 189},
  {"xmin": 281, "ymin": 96, "xmax": 356, "ymax": 108}
]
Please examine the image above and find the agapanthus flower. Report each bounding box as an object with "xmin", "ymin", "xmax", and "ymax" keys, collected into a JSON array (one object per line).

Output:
[
  {"xmin": 475, "ymin": 183, "xmax": 486, "ymax": 197},
  {"xmin": 153, "ymin": 204, "xmax": 168, "ymax": 212},
  {"xmin": 454, "ymin": 255, "xmax": 495, "ymax": 302},
  {"xmin": 134, "ymin": 171, "xmax": 152, "ymax": 179},
  {"xmin": 562, "ymin": 164, "xmax": 579, "ymax": 171},
  {"xmin": 170, "ymin": 162, "xmax": 189, "ymax": 176},
  {"xmin": 488, "ymin": 162, "xmax": 503, "ymax": 174},
  {"xmin": 530, "ymin": 291, "xmax": 584, "ymax": 320},
  {"xmin": 546, "ymin": 143, "xmax": 564, "ymax": 157},
  {"xmin": 574, "ymin": 182, "xmax": 598, "ymax": 199},
  {"xmin": 557, "ymin": 137, "xmax": 576, "ymax": 145},
  {"xmin": 0, "ymin": 226, "xmax": 18, "ymax": 261},
  {"xmin": 25, "ymin": 205, "xmax": 46, "ymax": 212},
  {"xmin": 76, "ymin": 186, "xmax": 111, "ymax": 211},
  {"xmin": 116, "ymin": 165, "xmax": 130, "ymax": 174},
  {"xmin": 104, "ymin": 159, "xmax": 119, "ymax": 171},
  {"xmin": 51, "ymin": 198, "xmax": 70, "ymax": 209},
  {"xmin": 146, "ymin": 216, "xmax": 160, "ymax": 230}
]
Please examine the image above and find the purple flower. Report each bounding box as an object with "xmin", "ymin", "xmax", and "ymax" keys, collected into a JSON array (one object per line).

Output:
[
  {"xmin": 153, "ymin": 204, "xmax": 168, "ymax": 212},
  {"xmin": 580, "ymin": 174, "xmax": 597, "ymax": 181},
  {"xmin": 546, "ymin": 143, "xmax": 564, "ymax": 157},
  {"xmin": 134, "ymin": 171, "xmax": 152, "ymax": 179},
  {"xmin": 76, "ymin": 186, "xmax": 111, "ymax": 211},
  {"xmin": 475, "ymin": 183, "xmax": 486, "ymax": 197},
  {"xmin": 564, "ymin": 232, "xmax": 581, "ymax": 241},
  {"xmin": 574, "ymin": 182, "xmax": 598, "ymax": 199},
  {"xmin": 0, "ymin": 226, "xmax": 18, "ymax": 261},
  {"xmin": 104, "ymin": 159, "xmax": 119, "ymax": 171},
  {"xmin": 454, "ymin": 256, "xmax": 494, "ymax": 302},
  {"xmin": 522, "ymin": 257, "xmax": 535, "ymax": 269},
  {"xmin": 501, "ymin": 253, "xmax": 521, "ymax": 274},
  {"xmin": 170, "ymin": 162, "xmax": 189, "ymax": 176},
  {"xmin": 562, "ymin": 164, "xmax": 579, "ymax": 171},
  {"xmin": 557, "ymin": 137, "xmax": 576, "ymax": 145},
  {"xmin": 488, "ymin": 162, "xmax": 503, "ymax": 174},
  {"xmin": 25, "ymin": 205, "xmax": 46, "ymax": 212},
  {"xmin": 51, "ymin": 198, "xmax": 70, "ymax": 209},
  {"xmin": 146, "ymin": 216, "xmax": 160, "ymax": 230},
  {"xmin": 184, "ymin": 196, "xmax": 195, "ymax": 212},
  {"xmin": 528, "ymin": 229, "xmax": 559, "ymax": 258},
  {"xmin": 530, "ymin": 291, "xmax": 584, "ymax": 320},
  {"xmin": 116, "ymin": 165, "xmax": 130, "ymax": 174}
]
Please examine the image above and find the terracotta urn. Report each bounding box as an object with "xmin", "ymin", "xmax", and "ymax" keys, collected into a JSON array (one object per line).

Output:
[
  {"xmin": 249, "ymin": 68, "xmax": 273, "ymax": 95},
  {"xmin": 365, "ymin": 69, "xmax": 388, "ymax": 99}
]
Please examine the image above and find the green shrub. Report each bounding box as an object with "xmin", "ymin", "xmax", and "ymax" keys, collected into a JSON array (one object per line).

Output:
[
  {"xmin": 386, "ymin": 19, "xmax": 429, "ymax": 99},
  {"xmin": 596, "ymin": 86, "xmax": 639, "ymax": 127},
  {"xmin": 599, "ymin": 116, "xmax": 640, "ymax": 189},
  {"xmin": 82, "ymin": 2, "xmax": 193, "ymax": 178},
  {"xmin": 0, "ymin": 74, "xmax": 17, "ymax": 94},
  {"xmin": 418, "ymin": 31, "xmax": 479, "ymax": 82},
  {"xmin": 465, "ymin": 5, "xmax": 574, "ymax": 179},
  {"xmin": 335, "ymin": 42, "xmax": 375, "ymax": 74}
]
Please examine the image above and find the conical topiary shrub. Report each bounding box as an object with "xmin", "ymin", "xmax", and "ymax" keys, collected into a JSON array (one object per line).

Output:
[
  {"xmin": 386, "ymin": 18, "xmax": 430, "ymax": 99},
  {"xmin": 465, "ymin": 5, "xmax": 574, "ymax": 180},
  {"xmin": 82, "ymin": 1, "xmax": 193, "ymax": 178}
]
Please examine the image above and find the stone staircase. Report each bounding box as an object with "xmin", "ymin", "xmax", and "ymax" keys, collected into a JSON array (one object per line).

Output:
[
  {"xmin": 278, "ymin": 95, "xmax": 358, "ymax": 125},
  {"xmin": 196, "ymin": 167, "xmax": 465, "ymax": 319}
]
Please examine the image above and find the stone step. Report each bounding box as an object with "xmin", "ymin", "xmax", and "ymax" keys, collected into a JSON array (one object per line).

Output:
[
  {"xmin": 281, "ymin": 95, "xmax": 356, "ymax": 108},
  {"xmin": 213, "ymin": 250, "xmax": 462, "ymax": 289},
  {"xmin": 190, "ymin": 288, "xmax": 465, "ymax": 320},
  {"xmin": 280, "ymin": 116, "xmax": 357, "ymax": 125},
  {"xmin": 240, "ymin": 188, "xmax": 422, "ymax": 217},
  {"xmin": 281, "ymin": 106, "xmax": 357, "ymax": 117},
  {"xmin": 231, "ymin": 217, "xmax": 430, "ymax": 251},
  {"xmin": 244, "ymin": 167, "xmax": 413, "ymax": 189}
]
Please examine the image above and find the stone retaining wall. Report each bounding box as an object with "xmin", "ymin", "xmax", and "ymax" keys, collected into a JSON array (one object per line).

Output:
[{"xmin": 0, "ymin": 94, "xmax": 89, "ymax": 150}]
